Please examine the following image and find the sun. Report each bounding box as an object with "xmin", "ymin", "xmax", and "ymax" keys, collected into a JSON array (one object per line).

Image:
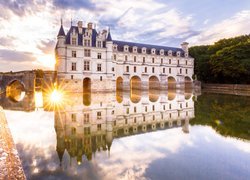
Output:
[{"xmin": 37, "ymin": 54, "xmax": 55, "ymax": 69}]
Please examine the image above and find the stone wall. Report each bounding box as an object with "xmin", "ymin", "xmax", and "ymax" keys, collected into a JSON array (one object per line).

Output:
[{"xmin": 0, "ymin": 106, "xmax": 26, "ymax": 179}]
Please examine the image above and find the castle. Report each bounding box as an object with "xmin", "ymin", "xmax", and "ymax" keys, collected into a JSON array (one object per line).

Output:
[{"xmin": 55, "ymin": 21, "xmax": 194, "ymax": 92}]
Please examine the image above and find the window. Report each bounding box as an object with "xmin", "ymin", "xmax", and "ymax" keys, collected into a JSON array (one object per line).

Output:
[
  {"xmin": 71, "ymin": 114, "xmax": 76, "ymax": 122},
  {"xmin": 145, "ymin": 106, "xmax": 147, "ymax": 112},
  {"xmin": 134, "ymin": 66, "xmax": 136, "ymax": 73},
  {"xmin": 186, "ymin": 102, "xmax": 188, "ymax": 107},
  {"xmin": 126, "ymin": 66, "xmax": 129, "ymax": 72},
  {"xmin": 152, "ymin": 58, "xmax": 155, "ymax": 63},
  {"xmin": 178, "ymin": 60, "xmax": 180, "ymax": 65},
  {"xmin": 97, "ymin": 64, "xmax": 102, "ymax": 71},
  {"xmin": 84, "ymin": 127, "xmax": 90, "ymax": 135},
  {"xmin": 72, "ymin": 37, "xmax": 76, "ymax": 45},
  {"xmin": 163, "ymin": 105, "xmax": 166, "ymax": 110},
  {"xmin": 186, "ymin": 69, "xmax": 188, "ymax": 74},
  {"xmin": 134, "ymin": 56, "xmax": 136, "ymax": 62},
  {"xmin": 186, "ymin": 111, "xmax": 188, "ymax": 116},
  {"xmin": 112, "ymin": 67, "xmax": 115, "ymax": 71},
  {"xmin": 169, "ymin": 104, "xmax": 171, "ymax": 109},
  {"xmin": 152, "ymin": 105, "xmax": 155, "ymax": 111},
  {"xmin": 71, "ymin": 127, "xmax": 76, "ymax": 135},
  {"xmin": 180, "ymin": 69, "xmax": 182, "ymax": 74},
  {"xmin": 186, "ymin": 60, "xmax": 188, "ymax": 65},
  {"xmin": 143, "ymin": 57, "xmax": 145, "ymax": 63},
  {"xmin": 97, "ymin": 111, "xmax": 102, "ymax": 119},
  {"xmin": 153, "ymin": 115, "xmax": 155, "ymax": 121},
  {"xmin": 84, "ymin": 49, "xmax": 91, "ymax": 57},
  {"xmin": 100, "ymin": 76, "xmax": 102, "ymax": 81},
  {"xmin": 163, "ymin": 68, "xmax": 165, "ymax": 73},
  {"xmin": 125, "ymin": 55, "xmax": 128, "ymax": 61},
  {"xmin": 180, "ymin": 103, "xmax": 182, "ymax": 108},
  {"xmin": 97, "ymin": 124, "xmax": 101, "ymax": 131},
  {"xmin": 97, "ymin": 41, "xmax": 102, "ymax": 48},
  {"xmin": 134, "ymin": 107, "xmax": 136, "ymax": 112},
  {"xmin": 144, "ymin": 67, "xmax": 147, "ymax": 73},
  {"xmin": 169, "ymin": 68, "xmax": 171, "ymax": 74},
  {"xmin": 71, "ymin": 75, "xmax": 74, "ymax": 79},
  {"xmin": 97, "ymin": 53, "xmax": 101, "ymax": 59},
  {"xmin": 84, "ymin": 113, "xmax": 89, "ymax": 123},
  {"xmin": 161, "ymin": 58, "xmax": 163, "ymax": 64},
  {"xmin": 125, "ymin": 119, "xmax": 128, "ymax": 124},
  {"xmin": 169, "ymin": 59, "xmax": 171, "ymax": 64},
  {"xmin": 72, "ymin": 62, "xmax": 76, "ymax": 71},
  {"xmin": 114, "ymin": 54, "xmax": 116, "ymax": 60},
  {"xmin": 84, "ymin": 61, "xmax": 90, "ymax": 71},
  {"xmin": 84, "ymin": 39, "xmax": 91, "ymax": 46},
  {"xmin": 72, "ymin": 51, "xmax": 76, "ymax": 57},
  {"xmin": 152, "ymin": 67, "xmax": 155, "ymax": 73},
  {"xmin": 126, "ymin": 108, "xmax": 129, "ymax": 114},
  {"xmin": 134, "ymin": 118, "xmax": 136, "ymax": 123}
]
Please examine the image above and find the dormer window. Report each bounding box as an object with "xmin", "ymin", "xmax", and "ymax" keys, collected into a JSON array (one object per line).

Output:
[
  {"xmin": 160, "ymin": 49, "xmax": 164, "ymax": 55},
  {"xmin": 133, "ymin": 46, "xmax": 137, "ymax": 53},
  {"xmin": 177, "ymin": 51, "xmax": 181, "ymax": 57},
  {"xmin": 84, "ymin": 39, "xmax": 91, "ymax": 47},
  {"xmin": 168, "ymin": 50, "xmax": 172, "ymax": 56},
  {"xmin": 113, "ymin": 44, "xmax": 118, "ymax": 51},
  {"xmin": 124, "ymin": 45, "xmax": 129, "ymax": 52},
  {"xmin": 142, "ymin": 47, "xmax": 146, "ymax": 54},
  {"xmin": 151, "ymin": 48, "xmax": 156, "ymax": 54},
  {"xmin": 72, "ymin": 37, "xmax": 76, "ymax": 45},
  {"xmin": 97, "ymin": 41, "xmax": 102, "ymax": 48}
]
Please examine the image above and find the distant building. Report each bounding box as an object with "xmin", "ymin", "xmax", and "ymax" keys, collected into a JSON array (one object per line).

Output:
[{"xmin": 55, "ymin": 21, "xmax": 194, "ymax": 92}]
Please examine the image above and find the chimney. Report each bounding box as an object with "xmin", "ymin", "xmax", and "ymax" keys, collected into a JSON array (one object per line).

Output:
[
  {"xmin": 87, "ymin": 22, "xmax": 93, "ymax": 29},
  {"xmin": 77, "ymin": 21, "xmax": 83, "ymax": 34},
  {"xmin": 181, "ymin": 42, "xmax": 189, "ymax": 53}
]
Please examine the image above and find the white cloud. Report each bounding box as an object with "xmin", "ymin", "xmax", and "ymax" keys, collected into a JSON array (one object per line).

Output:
[{"xmin": 187, "ymin": 10, "xmax": 250, "ymax": 45}]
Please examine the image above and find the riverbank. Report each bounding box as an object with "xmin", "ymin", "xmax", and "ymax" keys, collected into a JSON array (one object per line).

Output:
[
  {"xmin": 0, "ymin": 106, "xmax": 26, "ymax": 179},
  {"xmin": 202, "ymin": 83, "xmax": 250, "ymax": 96}
]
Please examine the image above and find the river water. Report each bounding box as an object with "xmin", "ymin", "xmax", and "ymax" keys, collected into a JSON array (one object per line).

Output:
[{"xmin": 2, "ymin": 90, "xmax": 250, "ymax": 180}]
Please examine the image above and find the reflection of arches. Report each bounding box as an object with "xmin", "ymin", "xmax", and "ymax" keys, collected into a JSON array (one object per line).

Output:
[
  {"xmin": 149, "ymin": 89, "xmax": 159, "ymax": 102},
  {"xmin": 168, "ymin": 88, "xmax": 176, "ymax": 101},
  {"xmin": 6, "ymin": 80, "xmax": 26, "ymax": 102},
  {"xmin": 116, "ymin": 77, "xmax": 123, "ymax": 90},
  {"xmin": 168, "ymin": 76, "xmax": 176, "ymax": 89},
  {"xmin": 149, "ymin": 76, "xmax": 160, "ymax": 90},
  {"xmin": 185, "ymin": 76, "xmax": 192, "ymax": 90},
  {"xmin": 116, "ymin": 89, "xmax": 123, "ymax": 103},
  {"xmin": 130, "ymin": 76, "xmax": 141, "ymax": 90},
  {"xmin": 130, "ymin": 89, "xmax": 141, "ymax": 103},
  {"xmin": 83, "ymin": 78, "xmax": 91, "ymax": 106}
]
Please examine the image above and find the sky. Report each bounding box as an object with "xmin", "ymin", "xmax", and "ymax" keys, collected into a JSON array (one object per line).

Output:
[{"xmin": 0, "ymin": 0, "xmax": 249, "ymax": 72}]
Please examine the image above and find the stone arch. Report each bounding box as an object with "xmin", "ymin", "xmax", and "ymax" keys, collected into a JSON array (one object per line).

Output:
[
  {"xmin": 149, "ymin": 76, "xmax": 160, "ymax": 90},
  {"xmin": 168, "ymin": 76, "xmax": 176, "ymax": 89},
  {"xmin": 6, "ymin": 79, "xmax": 26, "ymax": 102},
  {"xmin": 116, "ymin": 77, "xmax": 123, "ymax": 90},
  {"xmin": 185, "ymin": 76, "xmax": 192, "ymax": 90},
  {"xmin": 83, "ymin": 78, "xmax": 91, "ymax": 106},
  {"xmin": 130, "ymin": 76, "xmax": 141, "ymax": 90}
]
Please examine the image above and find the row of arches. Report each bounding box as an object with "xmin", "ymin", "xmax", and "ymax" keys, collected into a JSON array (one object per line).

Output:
[{"xmin": 116, "ymin": 76, "xmax": 192, "ymax": 91}]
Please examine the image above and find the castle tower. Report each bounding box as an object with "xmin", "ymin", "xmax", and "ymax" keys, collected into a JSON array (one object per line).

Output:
[{"xmin": 55, "ymin": 20, "xmax": 66, "ymax": 78}]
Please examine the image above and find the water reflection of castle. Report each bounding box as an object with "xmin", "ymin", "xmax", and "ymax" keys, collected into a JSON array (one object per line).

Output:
[{"xmin": 55, "ymin": 89, "xmax": 194, "ymax": 165}]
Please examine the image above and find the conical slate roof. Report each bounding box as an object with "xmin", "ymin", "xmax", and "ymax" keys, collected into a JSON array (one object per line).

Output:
[{"xmin": 58, "ymin": 25, "xmax": 65, "ymax": 36}]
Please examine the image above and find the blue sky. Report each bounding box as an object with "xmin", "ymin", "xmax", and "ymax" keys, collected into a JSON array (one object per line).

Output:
[{"xmin": 0, "ymin": 0, "xmax": 249, "ymax": 71}]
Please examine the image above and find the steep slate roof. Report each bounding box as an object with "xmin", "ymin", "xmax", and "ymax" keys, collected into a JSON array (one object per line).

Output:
[
  {"xmin": 63, "ymin": 25, "xmax": 184, "ymax": 56},
  {"xmin": 58, "ymin": 25, "xmax": 65, "ymax": 36},
  {"xmin": 106, "ymin": 31, "xmax": 112, "ymax": 41},
  {"xmin": 113, "ymin": 40, "xmax": 184, "ymax": 56},
  {"xmin": 65, "ymin": 26, "xmax": 98, "ymax": 47}
]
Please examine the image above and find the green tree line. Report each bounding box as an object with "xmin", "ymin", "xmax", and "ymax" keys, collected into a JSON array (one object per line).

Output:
[{"xmin": 189, "ymin": 35, "xmax": 250, "ymax": 84}]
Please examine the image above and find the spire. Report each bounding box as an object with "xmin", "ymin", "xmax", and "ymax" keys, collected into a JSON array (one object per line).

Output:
[
  {"xmin": 58, "ymin": 25, "xmax": 65, "ymax": 36},
  {"xmin": 106, "ymin": 28, "xmax": 112, "ymax": 41}
]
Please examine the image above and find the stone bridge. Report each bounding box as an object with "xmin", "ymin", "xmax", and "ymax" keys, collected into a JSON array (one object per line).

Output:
[{"xmin": 0, "ymin": 70, "xmax": 55, "ymax": 111}]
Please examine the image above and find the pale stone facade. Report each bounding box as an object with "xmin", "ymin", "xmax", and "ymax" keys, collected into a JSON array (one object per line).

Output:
[{"xmin": 55, "ymin": 21, "xmax": 194, "ymax": 92}]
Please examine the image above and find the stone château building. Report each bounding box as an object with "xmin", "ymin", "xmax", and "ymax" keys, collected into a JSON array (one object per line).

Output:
[{"xmin": 55, "ymin": 21, "xmax": 194, "ymax": 92}]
